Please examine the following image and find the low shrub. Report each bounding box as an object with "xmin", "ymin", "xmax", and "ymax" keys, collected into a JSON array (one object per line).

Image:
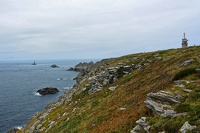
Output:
[
  {"xmin": 188, "ymin": 88, "xmax": 200, "ymax": 102},
  {"xmin": 173, "ymin": 68, "xmax": 197, "ymax": 81},
  {"xmin": 189, "ymin": 105, "xmax": 200, "ymax": 124},
  {"xmin": 117, "ymin": 68, "xmax": 124, "ymax": 78},
  {"xmin": 175, "ymin": 103, "xmax": 191, "ymax": 113},
  {"xmin": 148, "ymin": 116, "xmax": 186, "ymax": 133}
]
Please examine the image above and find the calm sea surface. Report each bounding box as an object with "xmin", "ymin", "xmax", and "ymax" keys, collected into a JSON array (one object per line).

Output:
[{"xmin": 0, "ymin": 59, "xmax": 91, "ymax": 133}]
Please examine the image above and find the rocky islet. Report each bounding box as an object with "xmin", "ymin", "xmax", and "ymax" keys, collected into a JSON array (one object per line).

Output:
[{"xmin": 37, "ymin": 87, "xmax": 59, "ymax": 95}]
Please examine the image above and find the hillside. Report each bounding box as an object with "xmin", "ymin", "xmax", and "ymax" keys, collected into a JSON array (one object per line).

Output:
[{"xmin": 18, "ymin": 46, "xmax": 200, "ymax": 133}]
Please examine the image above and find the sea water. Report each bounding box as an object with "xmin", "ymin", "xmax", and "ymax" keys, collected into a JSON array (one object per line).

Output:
[{"xmin": 0, "ymin": 59, "xmax": 90, "ymax": 133}]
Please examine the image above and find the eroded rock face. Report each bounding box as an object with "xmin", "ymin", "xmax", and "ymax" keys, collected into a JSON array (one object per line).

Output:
[
  {"xmin": 88, "ymin": 76, "xmax": 101, "ymax": 94},
  {"xmin": 123, "ymin": 66, "xmax": 132, "ymax": 73},
  {"xmin": 37, "ymin": 87, "xmax": 59, "ymax": 95},
  {"xmin": 144, "ymin": 80, "xmax": 195, "ymax": 118},
  {"xmin": 86, "ymin": 61, "xmax": 152, "ymax": 95},
  {"xmin": 144, "ymin": 90, "xmax": 184, "ymax": 116},
  {"xmin": 147, "ymin": 91, "xmax": 183, "ymax": 103},
  {"xmin": 140, "ymin": 80, "xmax": 197, "ymax": 132},
  {"xmin": 87, "ymin": 67, "xmax": 119, "ymax": 94},
  {"xmin": 131, "ymin": 117, "xmax": 150, "ymax": 133},
  {"xmin": 180, "ymin": 121, "xmax": 197, "ymax": 133},
  {"xmin": 68, "ymin": 62, "xmax": 95, "ymax": 83},
  {"xmin": 68, "ymin": 62, "xmax": 94, "ymax": 72},
  {"xmin": 145, "ymin": 98, "xmax": 171, "ymax": 115},
  {"xmin": 180, "ymin": 59, "xmax": 194, "ymax": 67}
]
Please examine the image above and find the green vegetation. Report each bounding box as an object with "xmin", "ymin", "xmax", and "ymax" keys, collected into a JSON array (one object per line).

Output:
[
  {"xmin": 117, "ymin": 67, "xmax": 124, "ymax": 78},
  {"xmin": 173, "ymin": 68, "xmax": 198, "ymax": 81},
  {"xmin": 175, "ymin": 103, "xmax": 191, "ymax": 113},
  {"xmin": 148, "ymin": 116, "xmax": 186, "ymax": 133}
]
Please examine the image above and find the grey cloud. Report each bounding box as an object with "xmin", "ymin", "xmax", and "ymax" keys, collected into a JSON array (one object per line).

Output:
[{"xmin": 0, "ymin": 0, "xmax": 200, "ymax": 60}]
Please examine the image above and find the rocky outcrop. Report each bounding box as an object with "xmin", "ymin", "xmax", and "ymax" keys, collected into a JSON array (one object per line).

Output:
[
  {"xmin": 147, "ymin": 91, "xmax": 183, "ymax": 103},
  {"xmin": 144, "ymin": 80, "xmax": 194, "ymax": 118},
  {"xmin": 68, "ymin": 62, "xmax": 94, "ymax": 72},
  {"xmin": 130, "ymin": 80, "xmax": 194, "ymax": 132},
  {"xmin": 73, "ymin": 71, "xmax": 87, "ymax": 83},
  {"xmin": 88, "ymin": 77, "xmax": 102, "ymax": 94},
  {"xmin": 180, "ymin": 121, "xmax": 197, "ymax": 133},
  {"xmin": 180, "ymin": 59, "xmax": 194, "ymax": 67},
  {"xmin": 84, "ymin": 61, "xmax": 152, "ymax": 95},
  {"xmin": 141, "ymin": 79, "xmax": 199, "ymax": 132},
  {"xmin": 108, "ymin": 86, "xmax": 118, "ymax": 91},
  {"xmin": 37, "ymin": 87, "xmax": 59, "ymax": 95},
  {"xmin": 70, "ymin": 60, "xmax": 150, "ymax": 85},
  {"xmin": 68, "ymin": 62, "xmax": 95, "ymax": 83},
  {"xmin": 50, "ymin": 64, "xmax": 59, "ymax": 68},
  {"xmin": 131, "ymin": 117, "xmax": 150, "ymax": 133},
  {"xmin": 85, "ymin": 62, "xmax": 144, "ymax": 95},
  {"xmin": 87, "ymin": 67, "xmax": 119, "ymax": 94},
  {"xmin": 144, "ymin": 90, "xmax": 184, "ymax": 116}
]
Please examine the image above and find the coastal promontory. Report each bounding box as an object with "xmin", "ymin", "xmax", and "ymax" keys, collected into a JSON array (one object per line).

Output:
[{"xmin": 18, "ymin": 46, "xmax": 200, "ymax": 133}]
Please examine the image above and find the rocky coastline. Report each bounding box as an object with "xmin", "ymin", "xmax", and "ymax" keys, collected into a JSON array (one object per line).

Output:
[
  {"xmin": 67, "ymin": 61, "xmax": 95, "ymax": 83},
  {"xmin": 16, "ymin": 46, "xmax": 200, "ymax": 133},
  {"xmin": 7, "ymin": 128, "xmax": 19, "ymax": 133}
]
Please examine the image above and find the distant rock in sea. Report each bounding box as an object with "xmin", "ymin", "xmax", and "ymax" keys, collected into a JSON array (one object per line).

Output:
[
  {"xmin": 37, "ymin": 87, "xmax": 59, "ymax": 95},
  {"xmin": 50, "ymin": 64, "xmax": 59, "ymax": 68}
]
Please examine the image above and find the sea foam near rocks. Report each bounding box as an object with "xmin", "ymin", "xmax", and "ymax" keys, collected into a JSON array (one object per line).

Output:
[
  {"xmin": 34, "ymin": 92, "xmax": 42, "ymax": 96},
  {"xmin": 64, "ymin": 87, "xmax": 70, "ymax": 90},
  {"xmin": 16, "ymin": 126, "xmax": 22, "ymax": 130}
]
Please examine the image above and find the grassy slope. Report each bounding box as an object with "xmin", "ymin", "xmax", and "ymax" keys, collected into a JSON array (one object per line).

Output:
[{"xmin": 19, "ymin": 46, "xmax": 200, "ymax": 133}]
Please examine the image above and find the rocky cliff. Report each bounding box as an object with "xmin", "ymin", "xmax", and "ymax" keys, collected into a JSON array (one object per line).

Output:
[{"xmin": 18, "ymin": 46, "xmax": 200, "ymax": 133}]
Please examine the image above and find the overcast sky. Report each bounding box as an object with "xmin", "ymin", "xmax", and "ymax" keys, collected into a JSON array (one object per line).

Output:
[{"xmin": 0, "ymin": 0, "xmax": 200, "ymax": 60}]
